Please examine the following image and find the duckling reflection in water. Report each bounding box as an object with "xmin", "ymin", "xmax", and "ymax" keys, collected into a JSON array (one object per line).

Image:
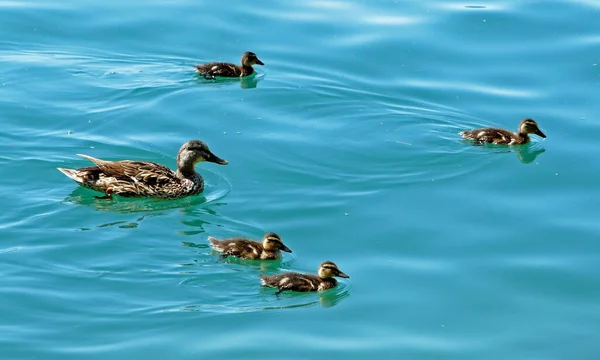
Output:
[
  {"xmin": 208, "ymin": 232, "xmax": 291, "ymax": 260},
  {"xmin": 260, "ymin": 261, "xmax": 349, "ymax": 295},
  {"xmin": 195, "ymin": 51, "xmax": 264, "ymax": 79},
  {"xmin": 460, "ymin": 118, "xmax": 546, "ymax": 145}
]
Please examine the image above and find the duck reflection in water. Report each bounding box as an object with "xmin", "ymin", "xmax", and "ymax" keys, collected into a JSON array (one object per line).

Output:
[
  {"xmin": 490, "ymin": 144, "xmax": 546, "ymax": 164},
  {"xmin": 461, "ymin": 141, "xmax": 546, "ymax": 164},
  {"xmin": 196, "ymin": 73, "xmax": 260, "ymax": 89}
]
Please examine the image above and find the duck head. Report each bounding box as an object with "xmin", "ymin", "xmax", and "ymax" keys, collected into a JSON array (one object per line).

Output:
[
  {"xmin": 241, "ymin": 51, "xmax": 264, "ymax": 66},
  {"xmin": 519, "ymin": 118, "xmax": 546, "ymax": 138},
  {"xmin": 318, "ymin": 261, "xmax": 349, "ymax": 279},
  {"xmin": 262, "ymin": 232, "xmax": 292, "ymax": 253},
  {"xmin": 177, "ymin": 140, "xmax": 228, "ymax": 172}
]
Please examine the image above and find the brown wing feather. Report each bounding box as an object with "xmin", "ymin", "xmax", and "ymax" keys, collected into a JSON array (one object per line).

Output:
[
  {"xmin": 74, "ymin": 154, "xmax": 188, "ymax": 197},
  {"xmin": 461, "ymin": 127, "xmax": 516, "ymax": 144},
  {"xmin": 215, "ymin": 238, "xmax": 263, "ymax": 259},
  {"xmin": 77, "ymin": 154, "xmax": 174, "ymax": 180},
  {"xmin": 101, "ymin": 161, "xmax": 177, "ymax": 184},
  {"xmin": 260, "ymin": 272, "xmax": 323, "ymax": 292},
  {"xmin": 195, "ymin": 62, "xmax": 241, "ymax": 77}
]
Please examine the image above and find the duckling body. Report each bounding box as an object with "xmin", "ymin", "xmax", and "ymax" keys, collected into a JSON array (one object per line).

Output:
[
  {"xmin": 57, "ymin": 140, "xmax": 227, "ymax": 199},
  {"xmin": 260, "ymin": 261, "xmax": 349, "ymax": 294},
  {"xmin": 209, "ymin": 232, "xmax": 291, "ymax": 260},
  {"xmin": 460, "ymin": 118, "xmax": 546, "ymax": 145},
  {"xmin": 195, "ymin": 51, "xmax": 264, "ymax": 78}
]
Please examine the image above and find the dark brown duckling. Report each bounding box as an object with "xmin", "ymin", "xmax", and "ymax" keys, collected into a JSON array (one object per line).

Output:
[
  {"xmin": 260, "ymin": 261, "xmax": 349, "ymax": 295},
  {"xmin": 460, "ymin": 118, "xmax": 546, "ymax": 145},
  {"xmin": 208, "ymin": 232, "xmax": 291, "ymax": 260},
  {"xmin": 195, "ymin": 51, "xmax": 264, "ymax": 79}
]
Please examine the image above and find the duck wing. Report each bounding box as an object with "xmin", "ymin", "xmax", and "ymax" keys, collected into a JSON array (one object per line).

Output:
[
  {"xmin": 215, "ymin": 238, "xmax": 263, "ymax": 259},
  {"xmin": 77, "ymin": 154, "xmax": 178, "ymax": 186},
  {"xmin": 260, "ymin": 272, "xmax": 321, "ymax": 292},
  {"xmin": 461, "ymin": 128, "xmax": 514, "ymax": 144},
  {"xmin": 195, "ymin": 62, "xmax": 241, "ymax": 77}
]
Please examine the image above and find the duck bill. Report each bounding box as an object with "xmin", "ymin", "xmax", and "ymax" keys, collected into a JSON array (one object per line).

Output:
[
  {"xmin": 337, "ymin": 271, "xmax": 350, "ymax": 279},
  {"xmin": 207, "ymin": 153, "xmax": 228, "ymax": 165},
  {"xmin": 280, "ymin": 244, "xmax": 292, "ymax": 253},
  {"xmin": 255, "ymin": 58, "xmax": 264, "ymax": 66},
  {"xmin": 535, "ymin": 129, "xmax": 547, "ymax": 138}
]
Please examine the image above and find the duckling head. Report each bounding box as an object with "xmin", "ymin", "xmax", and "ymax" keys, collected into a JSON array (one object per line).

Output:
[
  {"xmin": 262, "ymin": 232, "xmax": 292, "ymax": 253},
  {"xmin": 178, "ymin": 140, "xmax": 228, "ymax": 172},
  {"xmin": 519, "ymin": 119, "xmax": 546, "ymax": 138},
  {"xmin": 318, "ymin": 261, "xmax": 349, "ymax": 279},
  {"xmin": 241, "ymin": 51, "xmax": 264, "ymax": 67}
]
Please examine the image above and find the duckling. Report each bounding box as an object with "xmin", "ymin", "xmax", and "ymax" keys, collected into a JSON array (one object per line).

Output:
[
  {"xmin": 57, "ymin": 140, "xmax": 227, "ymax": 199},
  {"xmin": 260, "ymin": 261, "xmax": 349, "ymax": 295},
  {"xmin": 460, "ymin": 118, "xmax": 546, "ymax": 145},
  {"xmin": 195, "ymin": 51, "xmax": 264, "ymax": 79},
  {"xmin": 208, "ymin": 232, "xmax": 291, "ymax": 260}
]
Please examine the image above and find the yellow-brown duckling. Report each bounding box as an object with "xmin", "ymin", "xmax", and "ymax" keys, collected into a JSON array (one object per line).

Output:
[
  {"xmin": 460, "ymin": 118, "xmax": 546, "ymax": 145},
  {"xmin": 260, "ymin": 261, "xmax": 349, "ymax": 295},
  {"xmin": 208, "ymin": 232, "xmax": 291, "ymax": 260},
  {"xmin": 195, "ymin": 51, "xmax": 264, "ymax": 79},
  {"xmin": 57, "ymin": 140, "xmax": 227, "ymax": 199}
]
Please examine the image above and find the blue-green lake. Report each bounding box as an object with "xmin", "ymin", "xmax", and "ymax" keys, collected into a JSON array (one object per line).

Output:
[{"xmin": 1, "ymin": 0, "xmax": 599, "ymax": 358}]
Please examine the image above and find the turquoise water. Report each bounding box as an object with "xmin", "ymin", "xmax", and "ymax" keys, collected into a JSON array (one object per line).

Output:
[{"xmin": 1, "ymin": 0, "xmax": 599, "ymax": 358}]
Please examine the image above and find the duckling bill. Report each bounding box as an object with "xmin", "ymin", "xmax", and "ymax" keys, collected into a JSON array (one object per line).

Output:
[
  {"xmin": 195, "ymin": 51, "xmax": 264, "ymax": 79},
  {"xmin": 57, "ymin": 140, "xmax": 227, "ymax": 199},
  {"xmin": 460, "ymin": 118, "xmax": 546, "ymax": 145},
  {"xmin": 209, "ymin": 232, "xmax": 291, "ymax": 260},
  {"xmin": 260, "ymin": 261, "xmax": 349, "ymax": 295}
]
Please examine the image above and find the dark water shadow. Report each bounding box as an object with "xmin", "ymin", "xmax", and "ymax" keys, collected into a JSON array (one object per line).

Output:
[
  {"xmin": 258, "ymin": 279, "xmax": 352, "ymax": 310},
  {"xmin": 66, "ymin": 194, "xmax": 228, "ymax": 232},
  {"xmin": 62, "ymin": 186, "xmax": 229, "ymax": 213},
  {"xmin": 462, "ymin": 140, "xmax": 547, "ymax": 164},
  {"xmin": 80, "ymin": 213, "xmax": 165, "ymax": 230},
  {"xmin": 193, "ymin": 72, "xmax": 264, "ymax": 89},
  {"xmin": 168, "ymin": 282, "xmax": 351, "ymax": 313}
]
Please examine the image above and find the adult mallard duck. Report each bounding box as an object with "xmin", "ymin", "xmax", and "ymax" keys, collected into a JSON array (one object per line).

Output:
[
  {"xmin": 208, "ymin": 232, "xmax": 291, "ymax": 260},
  {"xmin": 260, "ymin": 261, "xmax": 349, "ymax": 295},
  {"xmin": 57, "ymin": 140, "xmax": 227, "ymax": 199},
  {"xmin": 460, "ymin": 118, "xmax": 546, "ymax": 145},
  {"xmin": 195, "ymin": 51, "xmax": 264, "ymax": 79}
]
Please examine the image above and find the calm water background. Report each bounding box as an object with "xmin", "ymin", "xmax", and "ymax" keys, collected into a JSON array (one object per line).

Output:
[{"xmin": 1, "ymin": 0, "xmax": 599, "ymax": 358}]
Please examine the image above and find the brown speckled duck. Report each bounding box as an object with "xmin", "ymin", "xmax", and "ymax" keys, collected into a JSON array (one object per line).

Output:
[
  {"xmin": 57, "ymin": 140, "xmax": 227, "ymax": 199},
  {"xmin": 195, "ymin": 51, "xmax": 264, "ymax": 79},
  {"xmin": 209, "ymin": 232, "xmax": 291, "ymax": 260},
  {"xmin": 260, "ymin": 261, "xmax": 349, "ymax": 295},
  {"xmin": 460, "ymin": 118, "xmax": 546, "ymax": 145}
]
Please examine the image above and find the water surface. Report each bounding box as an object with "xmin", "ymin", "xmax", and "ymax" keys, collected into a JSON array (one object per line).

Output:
[{"xmin": 1, "ymin": 0, "xmax": 599, "ymax": 358}]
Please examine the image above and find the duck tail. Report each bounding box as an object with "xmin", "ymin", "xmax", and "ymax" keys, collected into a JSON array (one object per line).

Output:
[
  {"xmin": 76, "ymin": 154, "xmax": 105, "ymax": 166},
  {"xmin": 259, "ymin": 275, "xmax": 269, "ymax": 286},
  {"xmin": 207, "ymin": 236, "xmax": 221, "ymax": 249},
  {"xmin": 57, "ymin": 167, "xmax": 85, "ymax": 183}
]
